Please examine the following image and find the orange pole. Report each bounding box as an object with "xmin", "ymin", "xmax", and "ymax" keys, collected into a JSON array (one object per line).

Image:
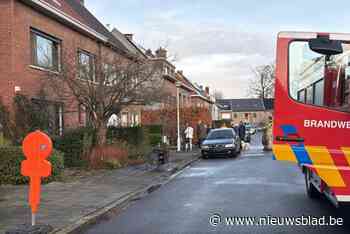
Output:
[{"xmin": 29, "ymin": 176, "xmax": 41, "ymax": 214}]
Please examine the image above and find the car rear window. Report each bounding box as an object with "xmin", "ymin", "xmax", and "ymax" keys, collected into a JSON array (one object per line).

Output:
[{"xmin": 207, "ymin": 129, "xmax": 234, "ymax": 139}]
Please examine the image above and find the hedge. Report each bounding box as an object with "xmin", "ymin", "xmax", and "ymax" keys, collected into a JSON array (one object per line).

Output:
[
  {"xmin": 54, "ymin": 127, "xmax": 95, "ymax": 167},
  {"xmin": 0, "ymin": 146, "xmax": 64, "ymax": 185},
  {"xmin": 53, "ymin": 125, "xmax": 162, "ymax": 168},
  {"xmin": 144, "ymin": 125, "xmax": 162, "ymax": 146},
  {"xmin": 145, "ymin": 125, "xmax": 162, "ymax": 135},
  {"xmin": 107, "ymin": 126, "xmax": 145, "ymax": 146}
]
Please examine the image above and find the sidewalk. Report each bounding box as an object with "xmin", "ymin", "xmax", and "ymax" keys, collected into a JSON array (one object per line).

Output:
[{"xmin": 0, "ymin": 150, "xmax": 200, "ymax": 234}]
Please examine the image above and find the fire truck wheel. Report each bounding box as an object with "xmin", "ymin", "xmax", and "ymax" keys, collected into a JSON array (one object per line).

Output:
[{"xmin": 305, "ymin": 168, "xmax": 320, "ymax": 199}]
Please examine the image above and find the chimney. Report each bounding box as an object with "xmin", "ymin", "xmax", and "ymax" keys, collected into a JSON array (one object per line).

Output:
[
  {"xmin": 79, "ymin": 0, "xmax": 84, "ymax": 5},
  {"xmin": 205, "ymin": 87, "xmax": 210, "ymax": 95},
  {"xmin": 145, "ymin": 49, "xmax": 153, "ymax": 57},
  {"xmin": 155, "ymin": 47, "xmax": 167, "ymax": 59},
  {"xmin": 124, "ymin": 34, "xmax": 133, "ymax": 41}
]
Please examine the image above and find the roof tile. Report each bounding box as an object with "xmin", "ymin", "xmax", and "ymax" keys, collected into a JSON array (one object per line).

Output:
[{"xmin": 40, "ymin": 0, "xmax": 128, "ymax": 52}]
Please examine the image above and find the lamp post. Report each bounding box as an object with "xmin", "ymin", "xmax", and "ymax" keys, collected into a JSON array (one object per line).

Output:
[{"xmin": 176, "ymin": 81, "xmax": 181, "ymax": 152}]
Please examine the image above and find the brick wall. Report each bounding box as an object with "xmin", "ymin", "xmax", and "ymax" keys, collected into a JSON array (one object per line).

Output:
[
  {"xmin": 0, "ymin": 1, "xmax": 128, "ymax": 132},
  {"xmin": 0, "ymin": 0, "xmax": 14, "ymax": 106}
]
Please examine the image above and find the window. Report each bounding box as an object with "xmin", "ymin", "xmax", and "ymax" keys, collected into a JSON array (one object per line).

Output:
[
  {"xmin": 103, "ymin": 64, "xmax": 117, "ymax": 85},
  {"xmin": 306, "ymin": 86, "xmax": 313, "ymax": 104},
  {"xmin": 207, "ymin": 129, "xmax": 235, "ymax": 140},
  {"xmin": 164, "ymin": 66, "xmax": 169, "ymax": 75},
  {"xmin": 234, "ymin": 113, "xmax": 238, "ymax": 118},
  {"xmin": 78, "ymin": 50, "xmax": 95, "ymax": 81},
  {"xmin": 130, "ymin": 113, "xmax": 140, "ymax": 126},
  {"xmin": 297, "ymin": 89, "xmax": 306, "ymax": 103},
  {"xmin": 32, "ymin": 99, "xmax": 63, "ymax": 136},
  {"xmin": 134, "ymin": 113, "xmax": 140, "ymax": 126},
  {"xmin": 253, "ymin": 113, "xmax": 257, "ymax": 118},
  {"xmin": 289, "ymin": 41, "xmax": 350, "ymax": 112},
  {"xmin": 245, "ymin": 113, "xmax": 249, "ymax": 119},
  {"xmin": 121, "ymin": 112, "xmax": 128, "ymax": 127},
  {"xmin": 31, "ymin": 29, "xmax": 60, "ymax": 71},
  {"xmin": 314, "ymin": 79, "xmax": 325, "ymax": 106},
  {"xmin": 221, "ymin": 113, "xmax": 231, "ymax": 120}
]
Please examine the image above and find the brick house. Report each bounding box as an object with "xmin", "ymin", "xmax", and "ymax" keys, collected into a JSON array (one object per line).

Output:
[
  {"xmin": 0, "ymin": 0, "xmax": 135, "ymax": 135},
  {"xmin": 140, "ymin": 49, "xmax": 215, "ymax": 143},
  {"xmin": 107, "ymin": 28, "xmax": 149, "ymax": 127},
  {"xmin": 217, "ymin": 98, "xmax": 274, "ymax": 126}
]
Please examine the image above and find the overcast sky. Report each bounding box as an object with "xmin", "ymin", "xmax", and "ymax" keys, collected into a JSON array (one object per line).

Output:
[{"xmin": 86, "ymin": 0, "xmax": 350, "ymax": 98}]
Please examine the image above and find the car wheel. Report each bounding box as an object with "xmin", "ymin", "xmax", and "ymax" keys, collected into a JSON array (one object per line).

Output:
[
  {"xmin": 305, "ymin": 168, "xmax": 320, "ymax": 199},
  {"xmin": 230, "ymin": 148, "xmax": 238, "ymax": 158}
]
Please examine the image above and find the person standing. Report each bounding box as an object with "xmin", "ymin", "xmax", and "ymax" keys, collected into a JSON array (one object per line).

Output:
[
  {"xmin": 238, "ymin": 121, "xmax": 246, "ymax": 141},
  {"xmin": 184, "ymin": 123, "xmax": 194, "ymax": 151},
  {"xmin": 196, "ymin": 120, "xmax": 207, "ymax": 147}
]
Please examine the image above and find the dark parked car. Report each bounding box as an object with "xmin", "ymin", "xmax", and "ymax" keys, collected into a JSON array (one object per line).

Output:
[{"xmin": 201, "ymin": 128, "xmax": 241, "ymax": 159}]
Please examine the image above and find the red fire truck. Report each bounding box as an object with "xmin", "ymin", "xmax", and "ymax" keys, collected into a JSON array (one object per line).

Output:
[{"xmin": 273, "ymin": 32, "xmax": 350, "ymax": 207}]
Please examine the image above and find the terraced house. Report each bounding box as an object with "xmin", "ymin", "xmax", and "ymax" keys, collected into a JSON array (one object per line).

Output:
[
  {"xmin": 0, "ymin": 0, "xmax": 217, "ymax": 138},
  {"xmin": 0, "ymin": 0, "xmax": 141, "ymax": 135},
  {"xmin": 217, "ymin": 98, "xmax": 274, "ymax": 126}
]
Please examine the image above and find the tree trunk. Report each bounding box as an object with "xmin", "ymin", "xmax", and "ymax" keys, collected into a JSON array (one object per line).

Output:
[{"xmin": 96, "ymin": 124, "xmax": 107, "ymax": 146}]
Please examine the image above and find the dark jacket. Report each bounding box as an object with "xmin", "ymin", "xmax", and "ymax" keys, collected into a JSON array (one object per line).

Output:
[
  {"xmin": 197, "ymin": 123, "xmax": 207, "ymax": 139},
  {"xmin": 238, "ymin": 124, "xmax": 246, "ymax": 140}
]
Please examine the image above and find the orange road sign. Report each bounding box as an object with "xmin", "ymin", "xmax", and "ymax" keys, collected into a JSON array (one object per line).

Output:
[{"xmin": 21, "ymin": 131, "xmax": 52, "ymax": 218}]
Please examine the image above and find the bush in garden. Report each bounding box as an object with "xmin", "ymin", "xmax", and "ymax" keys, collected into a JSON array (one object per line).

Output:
[
  {"xmin": 0, "ymin": 132, "xmax": 11, "ymax": 146},
  {"xmin": 145, "ymin": 125, "xmax": 162, "ymax": 135},
  {"xmin": 107, "ymin": 126, "xmax": 145, "ymax": 146},
  {"xmin": 0, "ymin": 146, "xmax": 64, "ymax": 185},
  {"xmin": 54, "ymin": 127, "xmax": 95, "ymax": 167},
  {"xmin": 88, "ymin": 142, "xmax": 129, "ymax": 169},
  {"xmin": 144, "ymin": 125, "xmax": 162, "ymax": 147}
]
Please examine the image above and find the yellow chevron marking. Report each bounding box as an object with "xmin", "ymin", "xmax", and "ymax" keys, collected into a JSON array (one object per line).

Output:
[
  {"xmin": 305, "ymin": 146, "xmax": 346, "ymax": 187},
  {"xmin": 341, "ymin": 147, "xmax": 350, "ymax": 166},
  {"xmin": 273, "ymin": 144, "xmax": 297, "ymax": 162}
]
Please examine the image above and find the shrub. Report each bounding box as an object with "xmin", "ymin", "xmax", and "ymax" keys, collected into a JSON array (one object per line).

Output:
[
  {"xmin": 128, "ymin": 143, "xmax": 152, "ymax": 162},
  {"xmin": 0, "ymin": 146, "xmax": 64, "ymax": 185},
  {"xmin": 88, "ymin": 143, "xmax": 129, "ymax": 169},
  {"xmin": 107, "ymin": 126, "xmax": 156, "ymax": 164},
  {"xmin": 0, "ymin": 132, "xmax": 11, "ymax": 146},
  {"xmin": 149, "ymin": 134, "xmax": 162, "ymax": 146},
  {"xmin": 144, "ymin": 125, "xmax": 162, "ymax": 146},
  {"xmin": 107, "ymin": 126, "xmax": 145, "ymax": 146},
  {"xmin": 145, "ymin": 125, "xmax": 162, "ymax": 135},
  {"xmin": 54, "ymin": 127, "xmax": 95, "ymax": 167}
]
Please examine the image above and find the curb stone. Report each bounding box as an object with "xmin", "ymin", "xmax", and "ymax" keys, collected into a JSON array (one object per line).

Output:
[{"xmin": 50, "ymin": 155, "xmax": 200, "ymax": 234}]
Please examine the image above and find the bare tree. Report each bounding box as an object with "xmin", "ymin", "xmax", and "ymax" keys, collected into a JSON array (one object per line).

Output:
[
  {"xmin": 41, "ymin": 48, "xmax": 165, "ymax": 145},
  {"xmin": 247, "ymin": 64, "xmax": 275, "ymax": 99}
]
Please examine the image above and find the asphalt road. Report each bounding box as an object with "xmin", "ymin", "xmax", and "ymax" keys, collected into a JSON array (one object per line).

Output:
[{"xmin": 84, "ymin": 133, "xmax": 350, "ymax": 234}]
